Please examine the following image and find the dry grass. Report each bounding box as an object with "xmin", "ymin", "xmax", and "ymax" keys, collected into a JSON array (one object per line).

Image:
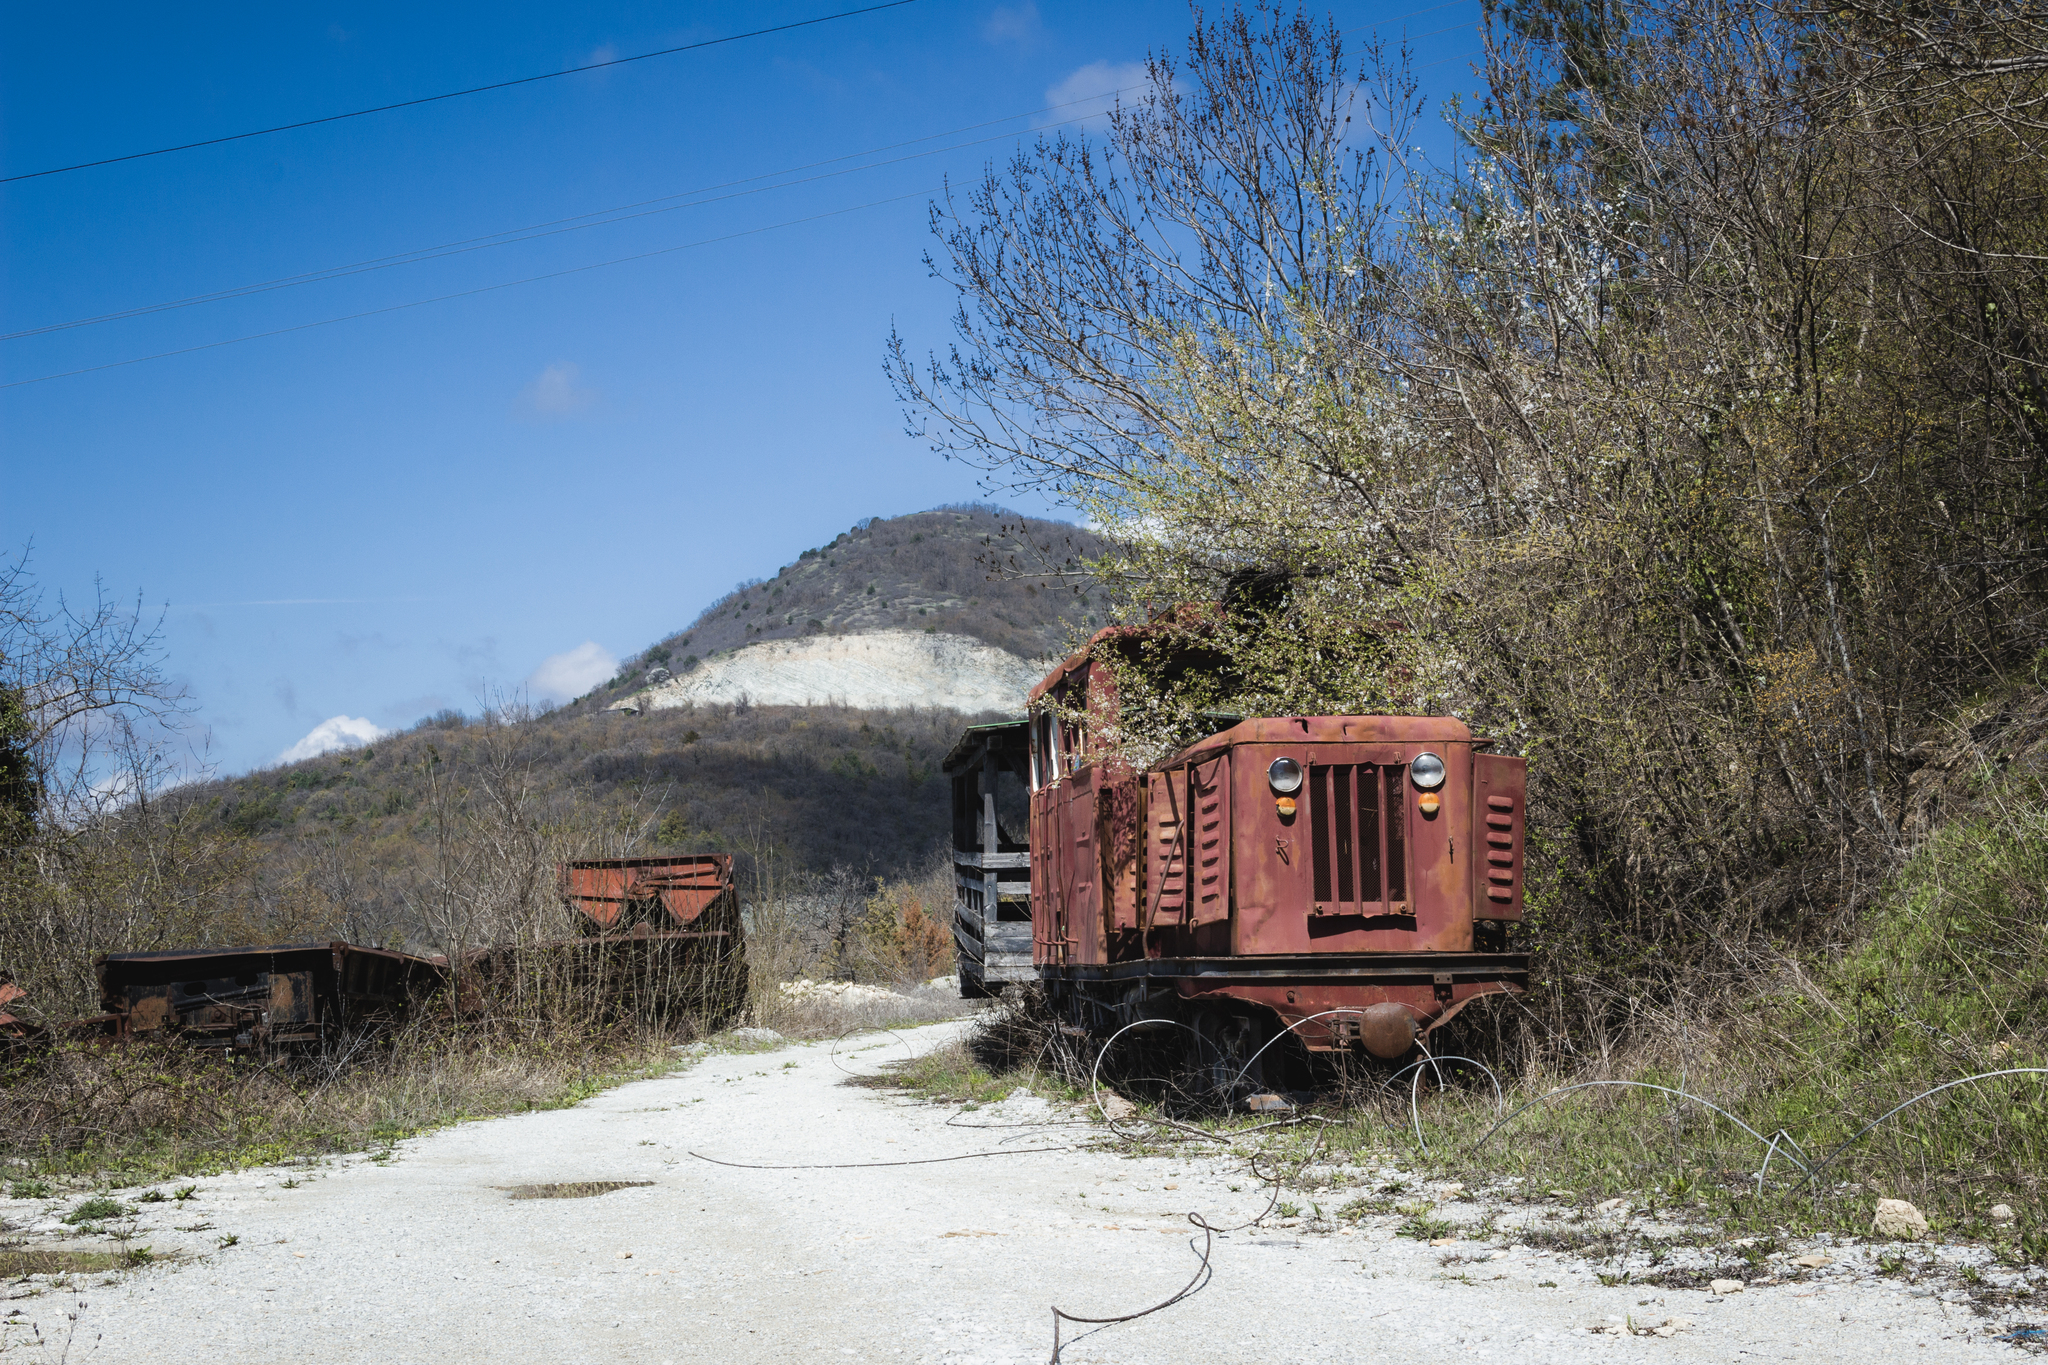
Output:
[{"xmin": 0, "ymin": 1018, "xmax": 703, "ymax": 1185}]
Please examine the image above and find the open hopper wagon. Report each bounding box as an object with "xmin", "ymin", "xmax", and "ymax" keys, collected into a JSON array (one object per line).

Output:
[
  {"xmin": 93, "ymin": 941, "xmax": 449, "ymax": 1055},
  {"xmin": 461, "ymin": 855, "xmax": 749, "ymax": 1028}
]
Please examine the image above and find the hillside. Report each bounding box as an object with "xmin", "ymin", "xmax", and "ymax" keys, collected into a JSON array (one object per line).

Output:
[
  {"xmin": 164, "ymin": 504, "xmax": 1112, "ymax": 950},
  {"xmin": 568, "ymin": 506, "xmax": 1110, "ymax": 713}
]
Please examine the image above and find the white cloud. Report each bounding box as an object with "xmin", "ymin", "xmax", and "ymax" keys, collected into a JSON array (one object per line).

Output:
[
  {"xmin": 520, "ymin": 361, "xmax": 598, "ymax": 418},
  {"xmin": 1039, "ymin": 60, "xmax": 1148, "ymax": 130},
  {"xmin": 279, "ymin": 715, "xmax": 389, "ymax": 764},
  {"xmin": 983, "ymin": 1, "xmax": 1040, "ymax": 44},
  {"xmin": 527, "ymin": 642, "xmax": 619, "ymax": 701}
]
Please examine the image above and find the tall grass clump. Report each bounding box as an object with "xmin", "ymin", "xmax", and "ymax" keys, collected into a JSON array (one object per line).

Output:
[{"xmin": 0, "ymin": 1011, "xmax": 704, "ymax": 1186}]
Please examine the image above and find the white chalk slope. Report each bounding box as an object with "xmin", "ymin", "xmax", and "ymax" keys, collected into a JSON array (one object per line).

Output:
[{"xmin": 641, "ymin": 628, "xmax": 1041, "ymax": 713}]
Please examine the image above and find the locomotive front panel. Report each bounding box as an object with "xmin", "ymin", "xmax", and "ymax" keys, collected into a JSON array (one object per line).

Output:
[{"xmin": 1226, "ymin": 721, "xmax": 1480, "ymax": 958}]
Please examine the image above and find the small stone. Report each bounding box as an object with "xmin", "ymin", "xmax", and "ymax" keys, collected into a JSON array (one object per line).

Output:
[
  {"xmin": 1794, "ymin": 1254, "xmax": 1832, "ymax": 1268},
  {"xmin": 1547, "ymin": 1188, "xmax": 1574, "ymax": 1199},
  {"xmin": 1664, "ymin": 1316, "xmax": 1694, "ymax": 1330},
  {"xmin": 1991, "ymin": 1204, "xmax": 2017, "ymax": 1223},
  {"xmin": 1163, "ymin": 1184, "xmax": 1178, "ymax": 1190},
  {"xmin": 1440, "ymin": 1183, "xmax": 1467, "ymax": 1198},
  {"xmin": 1097, "ymin": 1093, "xmax": 1138, "ymax": 1122},
  {"xmin": 1595, "ymin": 1197, "xmax": 1629, "ymax": 1214},
  {"xmin": 1872, "ymin": 1199, "xmax": 1929, "ymax": 1240},
  {"xmin": 1244, "ymin": 1093, "xmax": 1293, "ymax": 1114},
  {"xmin": 1430, "ymin": 1236, "xmax": 1458, "ymax": 1247},
  {"xmin": 1652, "ymin": 1325, "xmax": 1677, "ymax": 1337},
  {"xmin": 616, "ymin": 1251, "xmax": 633, "ymax": 1260},
  {"xmin": 1490, "ymin": 1249, "xmax": 1510, "ymax": 1260},
  {"xmin": 1709, "ymin": 1279, "xmax": 1745, "ymax": 1295}
]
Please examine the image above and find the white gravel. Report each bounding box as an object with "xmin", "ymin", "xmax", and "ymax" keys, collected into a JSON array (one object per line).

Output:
[{"xmin": 0, "ymin": 1022, "xmax": 2023, "ymax": 1362}]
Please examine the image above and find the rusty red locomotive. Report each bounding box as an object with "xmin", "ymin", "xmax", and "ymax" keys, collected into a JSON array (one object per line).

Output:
[{"xmin": 948, "ymin": 625, "xmax": 1530, "ymax": 1087}]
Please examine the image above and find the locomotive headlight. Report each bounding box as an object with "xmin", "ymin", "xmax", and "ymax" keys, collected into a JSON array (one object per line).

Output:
[
  {"xmin": 1410, "ymin": 752, "xmax": 1447, "ymax": 790},
  {"xmin": 1268, "ymin": 756, "xmax": 1304, "ymax": 794}
]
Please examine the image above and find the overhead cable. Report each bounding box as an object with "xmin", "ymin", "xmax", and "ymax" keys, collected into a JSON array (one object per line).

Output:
[
  {"xmin": 0, "ymin": 0, "xmax": 922, "ymax": 184},
  {"xmin": 3, "ymin": 92, "xmax": 1136, "ymax": 342}
]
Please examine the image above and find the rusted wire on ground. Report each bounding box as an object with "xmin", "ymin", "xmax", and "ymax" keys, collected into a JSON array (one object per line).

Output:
[
  {"xmin": 827, "ymin": 1025, "xmax": 925, "ymax": 1077},
  {"xmin": 1797, "ymin": 1068, "xmax": 2048, "ymax": 1192},
  {"xmin": 1389, "ymin": 1053, "xmax": 1504, "ymax": 1154},
  {"xmin": 688, "ymin": 1146, "xmax": 1069, "ymax": 1170},
  {"xmin": 1466, "ymin": 1079, "xmax": 1798, "ymax": 1173},
  {"xmin": 1085, "ymin": 1016, "xmax": 1340, "ymax": 1145},
  {"xmin": 1049, "ymin": 1217, "xmax": 1213, "ymax": 1364},
  {"xmin": 1046, "ymin": 1122, "xmax": 1329, "ymax": 1362}
]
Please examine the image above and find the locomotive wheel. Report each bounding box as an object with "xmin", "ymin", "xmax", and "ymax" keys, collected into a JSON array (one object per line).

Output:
[{"xmin": 1188, "ymin": 1007, "xmax": 1265, "ymax": 1109}]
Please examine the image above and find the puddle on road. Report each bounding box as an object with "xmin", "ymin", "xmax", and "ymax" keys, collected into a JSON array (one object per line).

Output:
[{"xmin": 503, "ymin": 1181, "xmax": 654, "ymax": 1200}]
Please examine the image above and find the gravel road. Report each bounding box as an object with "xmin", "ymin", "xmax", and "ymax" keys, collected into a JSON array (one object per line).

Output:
[{"xmin": 0, "ymin": 1021, "xmax": 2027, "ymax": 1363}]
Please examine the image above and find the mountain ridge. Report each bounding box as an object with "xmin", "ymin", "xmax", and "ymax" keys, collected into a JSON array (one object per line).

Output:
[{"xmin": 564, "ymin": 505, "xmax": 1109, "ymax": 714}]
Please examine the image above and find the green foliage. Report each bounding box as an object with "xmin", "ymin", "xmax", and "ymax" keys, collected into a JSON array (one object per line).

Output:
[
  {"xmin": 893, "ymin": 2, "xmax": 2048, "ymax": 1044},
  {"xmin": 62, "ymin": 1195, "xmax": 125, "ymax": 1224},
  {"xmin": 0, "ymin": 683, "xmax": 35, "ymax": 849}
]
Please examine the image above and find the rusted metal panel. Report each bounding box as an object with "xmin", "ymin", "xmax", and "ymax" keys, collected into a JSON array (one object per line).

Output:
[
  {"xmin": 1060, "ymin": 769, "xmax": 1099, "ymax": 964},
  {"xmin": 558, "ymin": 855, "xmax": 733, "ymax": 931},
  {"xmin": 1188, "ymin": 754, "xmax": 1230, "ymax": 929},
  {"xmin": 1144, "ymin": 769, "xmax": 1188, "ymax": 930},
  {"xmin": 1472, "ymin": 752, "xmax": 1527, "ymax": 920}
]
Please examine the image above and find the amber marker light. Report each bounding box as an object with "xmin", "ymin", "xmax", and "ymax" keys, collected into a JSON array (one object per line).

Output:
[
  {"xmin": 1417, "ymin": 791, "xmax": 1441, "ymax": 816},
  {"xmin": 1275, "ymin": 796, "xmax": 1297, "ymax": 817}
]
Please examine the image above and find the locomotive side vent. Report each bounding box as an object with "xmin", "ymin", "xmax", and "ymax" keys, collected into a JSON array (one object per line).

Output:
[
  {"xmin": 1484, "ymin": 795, "xmax": 1520, "ymax": 904},
  {"xmin": 1309, "ymin": 763, "xmax": 1408, "ymax": 915}
]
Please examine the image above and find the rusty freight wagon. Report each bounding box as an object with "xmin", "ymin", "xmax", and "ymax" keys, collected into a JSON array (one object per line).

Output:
[
  {"xmin": 965, "ymin": 624, "xmax": 1530, "ymax": 1093},
  {"xmin": 93, "ymin": 941, "xmax": 449, "ymax": 1055},
  {"xmin": 459, "ymin": 855, "xmax": 749, "ymax": 1027}
]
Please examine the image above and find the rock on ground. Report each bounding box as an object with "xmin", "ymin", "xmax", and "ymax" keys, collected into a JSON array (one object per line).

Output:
[{"xmin": 1874, "ymin": 1198, "xmax": 1931, "ymax": 1240}]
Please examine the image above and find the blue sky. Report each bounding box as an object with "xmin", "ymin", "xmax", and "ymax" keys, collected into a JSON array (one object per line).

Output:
[{"xmin": 1, "ymin": 1, "xmax": 1486, "ymax": 777}]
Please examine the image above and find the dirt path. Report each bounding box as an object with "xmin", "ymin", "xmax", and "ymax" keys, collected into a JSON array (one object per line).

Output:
[{"xmin": 0, "ymin": 1023, "xmax": 2021, "ymax": 1363}]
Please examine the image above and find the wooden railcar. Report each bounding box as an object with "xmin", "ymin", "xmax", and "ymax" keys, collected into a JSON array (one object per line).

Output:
[
  {"xmin": 942, "ymin": 722, "xmax": 1034, "ymax": 996},
  {"xmin": 955, "ymin": 626, "xmax": 1531, "ymax": 1085}
]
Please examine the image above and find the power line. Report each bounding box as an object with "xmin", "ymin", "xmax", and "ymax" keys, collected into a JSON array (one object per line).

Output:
[
  {"xmin": 0, "ymin": 189, "xmax": 935, "ymax": 389},
  {"xmin": 7, "ymin": 8, "xmax": 1487, "ymax": 342},
  {"xmin": 3, "ymin": 91, "xmax": 1137, "ymax": 343},
  {"xmin": 0, "ymin": 3, "xmax": 1488, "ymax": 386},
  {"xmin": 0, "ymin": 0, "xmax": 923, "ymax": 185}
]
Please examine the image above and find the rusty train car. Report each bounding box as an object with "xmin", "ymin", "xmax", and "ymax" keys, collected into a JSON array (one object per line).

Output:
[
  {"xmin": 93, "ymin": 941, "xmax": 448, "ymax": 1054},
  {"xmin": 951, "ymin": 625, "xmax": 1531, "ymax": 1087},
  {"xmin": 460, "ymin": 855, "xmax": 749, "ymax": 1027}
]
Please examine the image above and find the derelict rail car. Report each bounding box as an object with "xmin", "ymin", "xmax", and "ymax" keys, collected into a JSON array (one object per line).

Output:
[
  {"xmin": 93, "ymin": 941, "xmax": 448, "ymax": 1055},
  {"xmin": 977, "ymin": 628, "xmax": 1530, "ymax": 1083},
  {"xmin": 942, "ymin": 723, "xmax": 1034, "ymax": 996}
]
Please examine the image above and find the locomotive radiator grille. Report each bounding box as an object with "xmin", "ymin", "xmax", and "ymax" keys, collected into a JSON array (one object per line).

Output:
[
  {"xmin": 1309, "ymin": 763, "xmax": 1408, "ymax": 915},
  {"xmin": 1484, "ymin": 794, "xmax": 1520, "ymax": 903}
]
